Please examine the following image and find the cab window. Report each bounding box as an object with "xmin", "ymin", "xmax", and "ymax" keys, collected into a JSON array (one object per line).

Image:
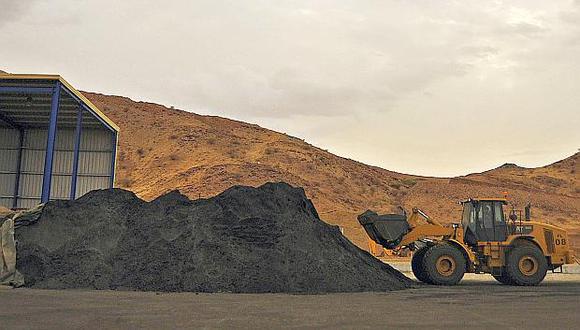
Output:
[
  {"xmin": 461, "ymin": 202, "xmax": 475, "ymax": 227},
  {"xmin": 494, "ymin": 202, "xmax": 505, "ymax": 224},
  {"xmin": 480, "ymin": 202, "xmax": 494, "ymax": 228}
]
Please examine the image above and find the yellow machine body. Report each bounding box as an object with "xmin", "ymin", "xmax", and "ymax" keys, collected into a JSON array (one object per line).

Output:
[{"xmin": 359, "ymin": 198, "xmax": 575, "ymax": 285}]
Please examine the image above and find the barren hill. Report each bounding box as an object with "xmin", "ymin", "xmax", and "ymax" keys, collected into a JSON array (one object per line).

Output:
[{"xmin": 83, "ymin": 92, "xmax": 579, "ymax": 252}]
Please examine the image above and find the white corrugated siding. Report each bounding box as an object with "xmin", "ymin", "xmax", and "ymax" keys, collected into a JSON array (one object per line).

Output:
[
  {"xmin": 0, "ymin": 149, "xmax": 19, "ymax": 171},
  {"xmin": 18, "ymin": 198, "xmax": 42, "ymax": 209},
  {"xmin": 0, "ymin": 175, "xmax": 16, "ymax": 208},
  {"xmin": 0, "ymin": 197, "xmax": 13, "ymax": 208},
  {"xmin": 0, "ymin": 128, "xmax": 19, "ymax": 208},
  {"xmin": 0, "ymin": 127, "xmax": 115, "ymax": 208},
  {"xmin": 0, "ymin": 128, "xmax": 20, "ymax": 147},
  {"xmin": 73, "ymin": 129, "xmax": 113, "ymax": 198},
  {"xmin": 76, "ymin": 176, "xmax": 111, "ymax": 197},
  {"xmin": 50, "ymin": 174, "xmax": 72, "ymax": 199},
  {"xmin": 80, "ymin": 129, "xmax": 112, "ymax": 151},
  {"xmin": 24, "ymin": 129, "xmax": 48, "ymax": 149},
  {"xmin": 18, "ymin": 174, "xmax": 43, "ymax": 198},
  {"xmin": 0, "ymin": 173, "xmax": 16, "ymax": 194},
  {"xmin": 18, "ymin": 129, "xmax": 47, "ymax": 207}
]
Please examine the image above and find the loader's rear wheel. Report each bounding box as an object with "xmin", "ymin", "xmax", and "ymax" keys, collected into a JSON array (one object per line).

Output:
[
  {"xmin": 504, "ymin": 245, "xmax": 547, "ymax": 286},
  {"xmin": 422, "ymin": 244, "xmax": 466, "ymax": 285},
  {"xmin": 411, "ymin": 247, "xmax": 431, "ymax": 284}
]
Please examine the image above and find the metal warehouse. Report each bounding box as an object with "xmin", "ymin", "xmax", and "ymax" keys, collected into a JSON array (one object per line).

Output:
[{"xmin": 0, "ymin": 73, "xmax": 119, "ymax": 209}]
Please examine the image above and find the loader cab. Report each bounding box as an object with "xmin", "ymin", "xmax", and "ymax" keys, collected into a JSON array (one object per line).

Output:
[{"xmin": 461, "ymin": 199, "xmax": 508, "ymax": 245}]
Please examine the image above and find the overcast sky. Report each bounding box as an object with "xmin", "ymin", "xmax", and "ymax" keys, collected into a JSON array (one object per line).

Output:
[{"xmin": 1, "ymin": 0, "xmax": 579, "ymax": 176}]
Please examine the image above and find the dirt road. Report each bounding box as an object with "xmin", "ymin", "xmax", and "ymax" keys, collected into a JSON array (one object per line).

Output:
[{"xmin": 1, "ymin": 274, "xmax": 579, "ymax": 329}]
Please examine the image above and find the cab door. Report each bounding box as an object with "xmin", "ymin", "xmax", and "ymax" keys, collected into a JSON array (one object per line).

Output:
[
  {"xmin": 476, "ymin": 201, "xmax": 495, "ymax": 241},
  {"xmin": 476, "ymin": 201, "xmax": 507, "ymax": 242},
  {"xmin": 492, "ymin": 202, "xmax": 507, "ymax": 241}
]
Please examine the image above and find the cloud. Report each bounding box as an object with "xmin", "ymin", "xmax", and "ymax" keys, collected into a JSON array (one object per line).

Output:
[
  {"xmin": 6, "ymin": 0, "xmax": 572, "ymax": 120},
  {"xmin": 134, "ymin": 1, "xmax": 512, "ymax": 119},
  {"xmin": 1, "ymin": 0, "xmax": 578, "ymax": 175},
  {"xmin": 0, "ymin": 0, "xmax": 37, "ymax": 26},
  {"xmin": 503, "ymin": 22, "xmax": 547, "ymax": 37}
]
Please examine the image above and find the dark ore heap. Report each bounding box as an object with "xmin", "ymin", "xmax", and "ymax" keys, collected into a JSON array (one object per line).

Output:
[{"xmin": 15, "ymin": 182, "xmax": 412, "ymax": 293}]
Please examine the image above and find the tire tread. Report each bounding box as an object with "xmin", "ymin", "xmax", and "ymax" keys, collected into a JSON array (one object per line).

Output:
[
  {"xmin": 504, "ymin": 245, "xmax": 547, "ymax": 286},
  {"xmin": 421, "ymin": 243, "xmax": 466, "ymax": 285}
]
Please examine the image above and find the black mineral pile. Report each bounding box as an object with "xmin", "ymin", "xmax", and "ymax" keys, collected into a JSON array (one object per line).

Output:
[{"xmin": 15, "ymin": 182, "xmax": 412, "ymax": 293}]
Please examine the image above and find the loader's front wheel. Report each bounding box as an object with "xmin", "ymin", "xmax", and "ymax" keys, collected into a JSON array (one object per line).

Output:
[
  {"xmin": 422, "ymin": 244, "xmax": 466, "ymax": 285},
  {"xmin": 504, "ymin": 245, "xmax": 547, "ymax": 286},
  {"xmin": 411, "ymin": 247, "xmax": 431, "ymax": 284}
]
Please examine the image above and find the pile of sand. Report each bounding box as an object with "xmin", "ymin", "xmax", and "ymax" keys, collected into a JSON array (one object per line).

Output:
[{"xmin": 15, "ymin": 182, "xmax": 412, "ymax": 293}]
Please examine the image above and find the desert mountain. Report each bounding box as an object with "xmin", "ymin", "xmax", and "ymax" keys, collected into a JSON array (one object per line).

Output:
[{"xmin": 84, "ymin": 92, "xmax": 579, "ymax": 252}]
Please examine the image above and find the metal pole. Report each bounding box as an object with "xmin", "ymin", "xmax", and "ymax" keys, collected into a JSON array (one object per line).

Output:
[
  {"xmin": 70, "ymin": 105, "xmax": 83, "ymax": 200},
  {"xmin": 109, "ymin": 131, "xmax": 117, "ymax": 188},
  {"xmin": 41, "ymin": 81, "xmax": 61, "ymax": 203},
  {"xmin": 12, "ymin": 128, "xmax": 24, "ymax": 209}
]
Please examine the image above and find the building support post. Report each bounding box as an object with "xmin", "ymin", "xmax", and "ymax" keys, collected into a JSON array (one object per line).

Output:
[
  {"xmin": 70, "ymin": 105, "xmax": 83, "ymax": 200},
  {"xmin": 109, "ymin": 131, "xmax": 117, "ymax": 188},
  {"xmin": 41, "ymin": 81, "xmax": 61, "ymax": 203},
  {"xmin": 12, "ymin": 128, "xmax": 24, "ymax": 209}
]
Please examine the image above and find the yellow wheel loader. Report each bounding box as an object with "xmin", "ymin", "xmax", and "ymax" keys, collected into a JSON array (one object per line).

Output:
[{"xmin": 358, "ymin": 198, "xmax": 575, "ymax": 286}]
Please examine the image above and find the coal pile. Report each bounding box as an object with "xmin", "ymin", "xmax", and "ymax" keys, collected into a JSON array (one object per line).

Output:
[{"xmin": 15, "ymin": 182, "xmax": 412, "ymax": 293}]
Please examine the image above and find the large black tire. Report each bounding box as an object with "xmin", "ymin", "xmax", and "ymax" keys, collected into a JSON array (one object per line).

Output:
[
  {"xmin": 422, "ymin": 244, "xmax": 466, "ymax": 285},
  {"xmin": 411, "ymin": 247, "xmax": 431, "ymax": 284},
  {"xmin": 504, "ymin": 245, "xmax": 548, "ymax": 286},
  {"xmin": 492, "ymin": 272, "xmax": 513, "ymax": 285}
]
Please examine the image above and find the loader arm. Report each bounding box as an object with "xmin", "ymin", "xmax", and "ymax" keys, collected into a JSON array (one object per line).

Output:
[
  {"xmin": 397, "ymin": 223, "xmax": 453, "ymax": 248},
  {"xmin": 358, "ymin": 208, "xmax": 453, "ymax": 251},
  {"xmin": 408, "ymin": 208, "xmax": 443, "ymax": 227}
]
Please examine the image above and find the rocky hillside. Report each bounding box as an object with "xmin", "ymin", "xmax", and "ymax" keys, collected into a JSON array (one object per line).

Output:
[{"xmin": 84, "ymin": 92, "xmax": 579, "ymax": 252}]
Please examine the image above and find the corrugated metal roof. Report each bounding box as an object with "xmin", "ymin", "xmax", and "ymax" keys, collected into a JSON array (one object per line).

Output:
[{"xmin": 0, "ymin": 73, "xmax": 119, "ymax": 132}]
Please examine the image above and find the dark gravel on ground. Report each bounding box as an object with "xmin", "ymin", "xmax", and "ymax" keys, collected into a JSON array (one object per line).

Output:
[{"xmin": 14, "ymin": 182, "xmax": 412, "ymax": 293}]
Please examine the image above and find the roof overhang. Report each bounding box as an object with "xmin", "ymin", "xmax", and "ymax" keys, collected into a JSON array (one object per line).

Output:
[{"xmin": 0, "ymin": 73, "xmax": 119, "ymax": 132}]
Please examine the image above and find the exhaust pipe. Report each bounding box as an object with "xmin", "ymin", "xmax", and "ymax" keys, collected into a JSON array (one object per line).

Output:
[{"xmin": 525, "ymin": 203, "xmax": 531, "ymax": 221}]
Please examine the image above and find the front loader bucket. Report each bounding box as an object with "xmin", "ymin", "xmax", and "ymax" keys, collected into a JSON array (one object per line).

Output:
[{"xmin": 357, "ymin": 210, "xmax": 410, "ymax": 249}]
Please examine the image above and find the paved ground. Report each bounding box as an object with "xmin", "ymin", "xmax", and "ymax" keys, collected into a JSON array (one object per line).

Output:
[{"xmin": 1, "ymin": 274, "xmax": 579, "ymax": 329}]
